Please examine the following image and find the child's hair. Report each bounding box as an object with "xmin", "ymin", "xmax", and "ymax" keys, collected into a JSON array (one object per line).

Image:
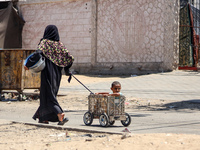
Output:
[{"xmin": 111, "ymin": 81, "xmax": 121, "ymax": 87}]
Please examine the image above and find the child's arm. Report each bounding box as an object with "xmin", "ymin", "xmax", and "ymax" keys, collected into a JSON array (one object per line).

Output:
[
  {"xmin": 95, "ymin": 92, "xmax": 121, "ymax": 97},
  {"xmin": 95, "ymin": 92, "xmax": 109, "ymax": 96},
  {"xmin": 108, "ymin": 93, "xmax": 121, "ymax": 97}
]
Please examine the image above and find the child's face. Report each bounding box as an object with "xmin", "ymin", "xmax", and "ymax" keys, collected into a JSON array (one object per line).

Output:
[{"xmin": 111, "ymin": 84, "xmax": 121, "ymax": 93}]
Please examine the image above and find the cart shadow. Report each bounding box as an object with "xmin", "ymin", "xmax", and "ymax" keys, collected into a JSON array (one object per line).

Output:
[
  {"xmin": 130, "ymin": 114, "xmax": 151, "ymax": 117},
  {"xmin": 80, "ymin": 113, "xmax": 150, "ymax": 128},
  {"xmin": 64, "ymin": 110, "xmax": 86, "ymax": 113},
  {"xmin": 80, "ymin": 124, "xmax": 124, "ymax": 128}
]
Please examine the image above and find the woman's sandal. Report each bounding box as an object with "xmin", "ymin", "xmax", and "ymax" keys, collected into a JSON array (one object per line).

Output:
[{"xmin": 57, "ymin": 118, "xmax": 69, "ymax": 125}]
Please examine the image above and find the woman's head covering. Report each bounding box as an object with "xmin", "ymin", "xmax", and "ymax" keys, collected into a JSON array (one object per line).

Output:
[
  {"xmin": 38, "ymin": 39, "xmax": 74, "ymax": 67},
  {"xmin": 37, "ymin": 25, "xmax": 74, "ymax": 67},
  {"xmin": 42, "ymin": 25, "xmax": 60, "ymax": 41},
  {"xmin": 38, "ymin": 25, "xmax": 74, "ymax": 67}
]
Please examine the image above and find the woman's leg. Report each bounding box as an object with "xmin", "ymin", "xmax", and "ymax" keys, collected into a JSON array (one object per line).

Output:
[
  {"xmin": 57, "ymin": 113, "xmax": 65, "ymax": 121},
  {"xmin": 57, "ymin": 113, "xmax": 69, "ymax": 125}
]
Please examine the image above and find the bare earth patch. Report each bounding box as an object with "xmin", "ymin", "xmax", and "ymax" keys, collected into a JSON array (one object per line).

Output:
[{"xmin": 0, "ymin": 122, "xmax": 200, "ymax": 150}]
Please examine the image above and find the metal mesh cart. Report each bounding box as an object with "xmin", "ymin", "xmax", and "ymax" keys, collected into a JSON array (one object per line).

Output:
[{"xmin": 83, "ymin": 94, "xmax": 131, "ymax": 127}]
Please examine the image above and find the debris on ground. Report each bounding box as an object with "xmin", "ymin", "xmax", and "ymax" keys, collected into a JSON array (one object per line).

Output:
[
  {"xmin": 0, "ymin": 92, "xmax": 39, "ymax": 101},
  {"xmin": 1, "ymin": 123, "xmax": 200, "ymax": 150}
]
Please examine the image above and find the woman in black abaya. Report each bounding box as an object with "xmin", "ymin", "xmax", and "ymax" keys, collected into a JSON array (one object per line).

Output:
[{"xmin": 28, "ymin": 25, "xmax": 74, "ymax": 125}]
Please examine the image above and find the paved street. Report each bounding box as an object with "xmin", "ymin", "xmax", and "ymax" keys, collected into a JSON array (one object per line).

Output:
[
  {"xmin": 1, "ymin": 70, "xmax": 200, "ymax": 135},
  {"xmin": 59, "ymin": 70, "xmax": 200, "ymax": 101}
]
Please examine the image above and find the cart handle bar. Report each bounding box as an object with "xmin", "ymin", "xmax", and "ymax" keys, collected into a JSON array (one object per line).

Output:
[{"xmin": 71, "ymin": 74, "xmax": 94, "ymax": 94}]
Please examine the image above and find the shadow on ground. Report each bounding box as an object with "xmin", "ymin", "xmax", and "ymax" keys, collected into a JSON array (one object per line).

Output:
[{"xmin": 136, "ymin": 99, "xmax": 200, "ymax": 111}]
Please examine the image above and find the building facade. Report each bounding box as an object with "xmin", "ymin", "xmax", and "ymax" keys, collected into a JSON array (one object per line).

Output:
[{"xmin": 19, "ymin": 0, "xmax": 179, "ymax": 75}]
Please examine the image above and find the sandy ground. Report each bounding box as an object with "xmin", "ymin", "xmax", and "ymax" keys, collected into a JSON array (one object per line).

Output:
[
  {"xmin": 1, "ymin": 122, "xmax": 200, "ymax": 150},
  {"xmin": 0, "ymin": 124, "xmax": 200, "ymax": 150},
  {"xmin": 1, "ymin": 75, "xmax": 200, "ymax": 150}
]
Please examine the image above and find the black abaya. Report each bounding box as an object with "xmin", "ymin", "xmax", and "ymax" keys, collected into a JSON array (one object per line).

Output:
[
  {"xmin": 32, "ymin": 25, "xmax": 73, "ymax": 123},
  {"xmin": 33, "ymin": 57, "xmax": 63, "ymax": 122}
]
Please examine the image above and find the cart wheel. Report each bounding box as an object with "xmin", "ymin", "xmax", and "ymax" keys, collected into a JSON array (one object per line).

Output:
[
  {"xmin": 83, "ymin": 112, "xmax": 93, "ymax": 126},
  {"xmin": 109, "ymin": 120, "xmax": 115, "ymax": 126},
  {"xmin": 0, "ymin": 90, "xmax": 2, "ymax": 101},
  {"xmin": 99, "ymin": 113, "xmax": 109, "ymax": 127},
  {"xmin": 18, "ymin": 94, "xmax": 23, "ymax": 101},
  {"xmin": 121, "ymin": 113, "xmax": 131, "ymax": 127}
]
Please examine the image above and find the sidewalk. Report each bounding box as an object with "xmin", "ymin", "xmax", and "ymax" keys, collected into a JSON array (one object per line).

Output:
[{"xmin": 59, "ymin": 70, "xmax": 200, "ymax": 102}]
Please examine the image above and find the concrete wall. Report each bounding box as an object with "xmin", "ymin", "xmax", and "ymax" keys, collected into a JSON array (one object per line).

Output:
[{"xmin": 19, "ymin": 0, "xmax": 179, "ymax": 75}]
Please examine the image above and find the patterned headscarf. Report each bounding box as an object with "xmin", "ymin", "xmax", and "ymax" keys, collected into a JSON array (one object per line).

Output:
[{"xmin": 38, "ymin": 25, "xmax": 74, "ymax": 67}]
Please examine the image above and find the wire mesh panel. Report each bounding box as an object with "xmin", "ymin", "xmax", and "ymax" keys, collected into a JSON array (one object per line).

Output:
[
  {"xmin": 88, "ymin": 94, "xmax": 108, "ymax": 118},
  {"xmin": 179, "ymin": 4, "xmax": 194, "ymax": 67},
  {"xmin": 179, "ymin": 0, "xmax": 200, "ymax": 69},
  {"xmin": 88, "ymin": 94, "xmax": 125, "ymax": 119},
  {"xmin": 107, "ymin": 96, "xmax": 125, "ymax": 117}
]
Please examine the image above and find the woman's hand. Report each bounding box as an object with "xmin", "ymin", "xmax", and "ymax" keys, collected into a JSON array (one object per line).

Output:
[{"xmin": 24, "ymin": 66, "xmax": 29, "ymax": 70}]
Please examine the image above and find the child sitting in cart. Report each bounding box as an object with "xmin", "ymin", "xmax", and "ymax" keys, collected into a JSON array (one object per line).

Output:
[
  {"xmin": 95, "ymin": 81, "xmax": 122, "ymax": 97},
  {"xmin": 84, "ymin": 81, "xmax": 131, "ymax": 127}
]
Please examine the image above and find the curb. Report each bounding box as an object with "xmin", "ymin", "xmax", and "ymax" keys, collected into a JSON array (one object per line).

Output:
[{"xmin": 11, "ymin": 121, "xmax": 123, "ymax": 135}]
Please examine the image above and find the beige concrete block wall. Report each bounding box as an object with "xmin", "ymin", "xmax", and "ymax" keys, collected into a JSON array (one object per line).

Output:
[
  {"xmin": 19, "ymin": 0, "xmax": 179, "ymax": 75},
  {"xmin": 95, "ymin": 0, "xmax": 179, "ymax": 74},
  {"xmin": 20, "ymin": 0, "xmax": 92, "ymax": 66}
]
